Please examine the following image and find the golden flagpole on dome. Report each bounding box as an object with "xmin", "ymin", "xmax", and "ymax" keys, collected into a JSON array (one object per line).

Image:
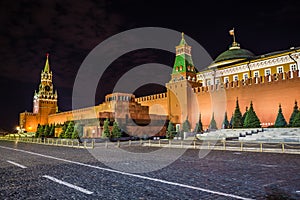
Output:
[
  {"xmin": 229, "ymin": 28, "xmax": 236, "ymax": 43},
  {"xmin": 229, "ymin": 28, "xmax": 237, "ymax": 47},
  {"xmin": 229, "ymin": 28, "xmax": 235, "ymax": 41}
]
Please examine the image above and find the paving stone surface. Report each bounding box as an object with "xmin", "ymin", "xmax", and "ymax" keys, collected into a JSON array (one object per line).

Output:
[{"xmin": 0, "ymin": 141, "xmax": 299, "ymax": 199}]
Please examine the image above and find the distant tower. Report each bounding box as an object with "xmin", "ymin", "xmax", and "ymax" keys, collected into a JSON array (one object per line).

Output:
[
  {"xmin": 33, "ymin": 53, "xmax": 58, "ymax": 124},
  {"xmin": 166, "ymin": 33, "xmax": 200, "ymax": 126}
]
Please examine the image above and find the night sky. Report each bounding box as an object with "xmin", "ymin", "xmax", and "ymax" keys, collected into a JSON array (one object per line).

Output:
[{"xmin": 1, "ymin": 0, "xmax": 300, "ymax": 131}]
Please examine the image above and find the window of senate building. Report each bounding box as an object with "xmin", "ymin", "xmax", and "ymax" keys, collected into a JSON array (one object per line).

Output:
[
  {"xmin": 265, "ymin": 68, "xmax": 271, "ymax": 82},
  {"xmin": 233, "ymin": 75, "xmax": 238, "ymax": 81},
  {"xmin": 265, "ymin": 69, "xmax": 271, "ymax": 76},
  {"xmin": 206, "ymin": 79, "xmax": 211, "ymax": 86},
  {"xmin": 290, "ymin": 64, "xmax": 297, "ymax": 71},
  {"xmin": 277, "ymin": 66, "xmax": 283, "ymax": 74},
  {"xmin": 224, "ymin": 77, "xmax": 229, "ymax": 83},
  {"xmin": 289, "ymin": 64, "xmax": 297, "ymax": 78}
]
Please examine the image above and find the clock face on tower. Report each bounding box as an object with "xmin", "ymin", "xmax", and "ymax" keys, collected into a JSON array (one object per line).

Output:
[{"xmin": 45, "ymin": 85, "xmax": 50, "ymax": 91}]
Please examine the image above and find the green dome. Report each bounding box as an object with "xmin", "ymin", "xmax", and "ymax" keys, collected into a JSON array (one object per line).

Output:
[{"xmin": 215, "ymin": 48, "xmax": 254, "ymax": 63}]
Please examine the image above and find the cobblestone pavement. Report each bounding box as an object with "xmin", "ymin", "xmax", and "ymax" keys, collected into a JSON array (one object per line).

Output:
[{"xmin": 0, "ymin": 140, "xmax": 299, "ymax": 199}]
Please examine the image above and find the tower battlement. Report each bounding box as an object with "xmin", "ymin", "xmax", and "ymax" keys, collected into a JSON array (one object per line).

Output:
[{"xmin": 135, "ymin": 93, "xmax": 167, "ymax": 103}]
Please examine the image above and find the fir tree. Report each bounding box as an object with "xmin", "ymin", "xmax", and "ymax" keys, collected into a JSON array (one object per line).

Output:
[
  {"xmin": 35, "ymin": 124, "xmax": 43, "ymax": 138},
  {"xmin": 102, "ymin": 118, "xmax": 110, "ymax": 138},
  {"xmin": 180, "ymin": 117, "xmax": 191, "ymax": 139},
  {"xmin": 241, "ymin": 106, "xmax": 248, "ymax": 125},
  {"xmin": 182, "ymin": 117, "xmax": 191, "ymax": 132},
  {"xmin": 289, "ymin": 100, "xmax": 299, "ymax": 126},
  {"xmin": 43, "ymin": 124, "xmax": 50, "ymax": 137},
  {"xmin": 209, "ymin": 112, "xmax": 217, "ymax": 130},
  {"xmin": 59, "ymin": 132, "xmax": 64, "ymax": 138},
  {"xmin": 111, "ymin": 121, "xmax": 122, "ymax": 138},
  {"xmin": 72, "ymin": 123, "xmax": 79, "ymax": 139},
  {"xmin": 64, "ymin": 121, "xmax": 74, "ymax": 138},
  {"xmin": 229, "ymin": 113, "xmax": 233, "ymax": 128},
  {"xmin": 72, "ymin": 129, "xmax": 79, "ymax": 139},
  {"xmin": 59, "ymin": 122, "xmax": 68, "ymax": 138},
  {"xmin": 194, "ymin": 114, "xmax": 203, "ymax": 133},
  {"xmin": 243, "ymin": 101, "xmax": 261, "ymax": 128},
  {"xmin": 166, "ymin": 121, "xmax": 175, "ymax": 139},
  {"xmin": 77, "ymin": 124, "xmax": 83, "ymax": 137},
  {"xmin": 292, "ymin": 112, "xmax": 300, "ymax": 127},
  {"xmin": 49, "ymin": 124, "xmax": 55, "ymax": 137},
  {"xmin": 232, "ymin": 98, "xmax": 243, "ymax": 128},
  {"xmin": 274, "ymin": 104, "xmax": 287, "ymax": 127},
  {"xmin": 222, "ymin": 112, "xmax": 229, "ymax": 129}
]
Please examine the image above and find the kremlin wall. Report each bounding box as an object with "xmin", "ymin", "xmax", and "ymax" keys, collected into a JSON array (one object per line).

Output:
[{"xmin": 19, "ymin": 31, "xmax": 300, "ymax": 137}]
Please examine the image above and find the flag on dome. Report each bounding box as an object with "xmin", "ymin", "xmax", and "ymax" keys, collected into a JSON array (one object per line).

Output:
[{"xmin": 229, "ymin": 29, "xmax": 234, "ymax": 36}]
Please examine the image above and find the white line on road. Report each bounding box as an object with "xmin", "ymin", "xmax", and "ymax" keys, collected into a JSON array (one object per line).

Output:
[
  {"xmin": 42, "ymin": 175, "xmax": 93, "ymax": 195},
  {"xmin": 7, "ymin": 160, "xmax": 27, "ymax": 169},
  {"xmin": 0, "ymin": 145, "xmax": 253, "ymax": 200}
]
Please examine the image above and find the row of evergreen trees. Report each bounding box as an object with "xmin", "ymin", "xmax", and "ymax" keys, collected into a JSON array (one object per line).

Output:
[
  {"xmin": 225, "ymin": 99, "xmax": 261, "ymax": 129},
  {"xmin": 166, "ymin": 116, "xmax": 203, "ymax": 139},
  {"xmin": 36, "ymin": 100, "xmax": 300, "ymax": 139},
  {"xmin": 274, "ymin": 101, "xmax": 300, "ymax": 127},
  {"xmin": 36, "ymin": 119, "xmax": 123, "ymax": 139},
  {"xmin": 166, "ymin": 99, "xmax": 300, "ymax": 137},
  {"xmin": 222, "ymin": 99, "xmax": 300, "ymax": 129},
  {"xmin": 35, "ymin": 121, "xmax": 82, "ymax": 139},
  {"xmin": 59, "ymin": 121, "xmax": 81, "ymax": 139},
  {"xmin": 102, "ymin": 119, "xmax": 122, "ymax": 139},
  {"xmin": 35, "ymin": 124, "xmax": 55, "ymax": 138}
]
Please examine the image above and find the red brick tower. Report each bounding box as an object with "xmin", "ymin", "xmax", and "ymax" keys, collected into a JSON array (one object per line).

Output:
[
  {"xmin": 166, "ymin": 33, "xmax": 201, "ymax": 128},
  {"xmin": 33, "ymin": 53, "xmax": 58, "ymax": 125}
]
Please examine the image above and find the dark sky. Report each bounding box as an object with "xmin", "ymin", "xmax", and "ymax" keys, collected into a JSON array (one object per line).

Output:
[{"xmin": 1, "ymin": 0, "xmax": 300, "ymax": 131}]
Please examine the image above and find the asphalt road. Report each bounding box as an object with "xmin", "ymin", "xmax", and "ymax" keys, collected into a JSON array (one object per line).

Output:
[{"xmin": 0, "ymin": 140, "xmax": 299, "ymax": 200}]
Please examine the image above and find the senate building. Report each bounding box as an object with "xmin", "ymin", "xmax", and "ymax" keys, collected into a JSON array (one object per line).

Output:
[{"xmin": 19, "ymin": 31, "xmax": 300, "ymax": 137}]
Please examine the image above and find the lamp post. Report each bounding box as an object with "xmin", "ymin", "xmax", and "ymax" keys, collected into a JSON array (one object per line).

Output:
[{"xmin": 16, "ymin": 126, "xmax": 25, "ymax": 134}]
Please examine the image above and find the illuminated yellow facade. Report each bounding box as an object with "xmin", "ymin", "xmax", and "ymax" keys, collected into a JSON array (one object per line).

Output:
[{"xmin": 197, "ymin": 41, "xmax": 299, "ymax": 86}]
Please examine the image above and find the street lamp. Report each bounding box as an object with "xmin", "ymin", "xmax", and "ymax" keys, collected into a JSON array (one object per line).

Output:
[{"xmin": 16, "ymin": 126, "xmax": 25, "ymax": 134}]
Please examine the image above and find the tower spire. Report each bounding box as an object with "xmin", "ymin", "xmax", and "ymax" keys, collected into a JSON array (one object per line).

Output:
[
  {"xmin": 179, "ymin": 32, "xmax": 187, "ymax": 46},
  {"xmin": 44, "ymin": 53, "xmax": 50, "ymax": 72}
]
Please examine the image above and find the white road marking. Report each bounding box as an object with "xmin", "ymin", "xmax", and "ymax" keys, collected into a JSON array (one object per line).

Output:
[
  {"xmin": 0, "ymin": 145, "xmax": 253, "ymax": 200},
  {"xmin": 7, "ymin": 160, "xmax": 27, "ymax": 169},
  {"xmin": 42, "ymin": 175, "xmax": 93, "ymax": 195}
]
